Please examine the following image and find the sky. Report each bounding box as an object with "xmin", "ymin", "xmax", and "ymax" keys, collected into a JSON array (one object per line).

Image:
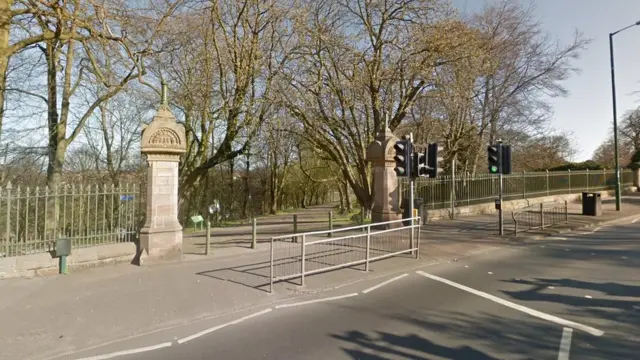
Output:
[{"xmin": 453, "ymin": 0, "xmax": 640, "ymax": 161}]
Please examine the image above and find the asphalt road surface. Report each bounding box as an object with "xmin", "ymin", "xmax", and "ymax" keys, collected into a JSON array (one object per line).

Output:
[{"xmin": 78, "ymin": 222, "xmax": 640, "ymax": 360}]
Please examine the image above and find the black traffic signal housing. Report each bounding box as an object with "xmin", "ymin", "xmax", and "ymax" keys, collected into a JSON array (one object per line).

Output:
[
  {"xmin": 426, "ymin": 143, "xmax": 443, "ymax": 178},
  {"xmin": 393, "ymin": 139, "xmax": 413, "ymax": 177},
  {"xmin": 501, "ymin": 145, "xmax": 512, "ymax": 175},
  {"xmin": 487, "ymin": 144, "xmax": 512, "ymax": 175},
  {"xmin": 487, "ymin": 144, "xmax": 501, "ymax": 174},
  {"xmin": 415, "ymin": 149, "xmax": 428, "ymax": 177}
]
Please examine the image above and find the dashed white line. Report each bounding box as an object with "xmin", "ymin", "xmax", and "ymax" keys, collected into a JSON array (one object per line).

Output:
[
  {"xmin": 592, "ymin": 227, "xmax": 602, "ymax": 232},
  {"xmin": 177, "ymin": 308, "xmax": 273, "ymax": 344},
  {"xmin": 416, "ymin": 271, "xmax": 604, "ymax": 336},
  {"xmin": 585, "ymin": 295, "xmax": 593, "ymax": 299},
  {"xmin": 547, "ymin": 237, "xmax": 567, "ymax": 240},
  {"xmin": 632, "ymin": 219, "xmax": 638, "ymax": 224},
  {"xmin": 75, "ymin": 342, "xmax": 172, "ymax": 360},
  {"xmin": 557, "ymin": 327, "xmax": 573, "ymax": 360},
  {"xmin": 362, "ymin": 274, "xmax": 409, "ymax": 294},
  {"xmin": 274, "ymin": 293, "xmax": 359, "ymax": 309}
]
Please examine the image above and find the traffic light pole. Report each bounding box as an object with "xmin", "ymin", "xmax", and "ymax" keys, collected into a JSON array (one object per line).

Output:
[
  {"xmin": 497, "ymin": 141, "xmax": 504, "ymax": 236},
  {"xmin": 409, "ymin": 133, "xmax": 415, "ymax": 254},
  {"xmin": 499, "ymin": 172, "xmax": 504, "ymax": 236}
]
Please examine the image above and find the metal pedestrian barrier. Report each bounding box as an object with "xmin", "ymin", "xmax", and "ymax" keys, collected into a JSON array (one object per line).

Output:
[
  {"xmin": 269, "ymin": 217, "xmax": 420, "ymax": 293},
  {"xmin": 512, "ymin": 201, "xmax": 568, "ymax": 235}
]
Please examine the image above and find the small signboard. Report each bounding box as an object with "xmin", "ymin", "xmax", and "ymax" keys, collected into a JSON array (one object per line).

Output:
[
  {"xmin": 55, "ymin": 238, "xmax": 72, "ymax": 257},
  {"xmin": 120, "ymin": 195, "xmax": 135, "ymax": 201}
]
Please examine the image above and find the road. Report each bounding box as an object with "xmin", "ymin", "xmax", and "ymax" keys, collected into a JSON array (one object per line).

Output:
[{"xmin": 71, "ymin": 222, "xmax": 640, "ymax": 360}]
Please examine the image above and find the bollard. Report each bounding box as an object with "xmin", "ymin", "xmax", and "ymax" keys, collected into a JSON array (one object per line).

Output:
[
  {"xmin": 540, "ymin": 203, "xmax": 544, "ymax": 229},
  {"xmin": 59, "ymin": 256, "xmax": 68, "ymax": 275},
  {"xmin": 252, "ymin": 218, "xmax": 257, "ymax": 249},
  {"xmin": 564, "ymin": 200, "xmax": 569, "ymax": 223},
  {"xmin": 293, "ymin": 214, "xmax": 298, "ymax": 243},
  {"xmin": 328, "ymin": 211, "xmax": 333, "ymax": 238},
  {"xmin": 205, "ymin": 217, "xmax": 211, "ymax": 255}
]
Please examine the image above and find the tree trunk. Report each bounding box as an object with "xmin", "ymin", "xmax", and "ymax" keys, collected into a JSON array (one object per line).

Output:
[
  {"xmin": 0, "ymin": 0, "xmax": 9, "ymax": 154},
  {"xmin": 241, "ymin": 151, "xmax": 250, "ymax": 218}
]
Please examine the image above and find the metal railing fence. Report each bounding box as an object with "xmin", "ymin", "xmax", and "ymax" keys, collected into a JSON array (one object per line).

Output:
[
  {"xmin": 269, "ymin": 217, "xmax": 420, "ymax": 293},
  {"xmin": 512, "ymin": 202, "xmax": 569, "ymax": 235},
  {"xmin": 0, "ymin": 183, "xmax": 142, "ymax": 258},
  {"xmin": 403, "ymin": 169, "xmax": 633, "ymax": 210}
]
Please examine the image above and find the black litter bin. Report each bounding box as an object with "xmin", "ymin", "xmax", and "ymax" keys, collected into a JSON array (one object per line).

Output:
[
  {"xmin": 402, "ymin": 197, "xmax": 423, "ymax": 226},
  {"xmin": 582, "ymin": 192, "xmax": 602, "ymax": 216}
]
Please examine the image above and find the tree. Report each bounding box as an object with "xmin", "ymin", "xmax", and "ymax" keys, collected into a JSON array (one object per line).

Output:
[
  {"xmin": 281, "ymin": 0, "xmax": 479, "ymax": 215},
  {"xmin": 620, "ymin": 107, "xmax": 640, "ymax": 153},
  {"xmin": 465, "ymin": 0, "xmax": 589, "ymax": 173},
  {"xmin": 5, "ymin": 0, "xmax": 183, "ymax": 189},
  {"xmin": 160, "ymin": 0, "xmax": 294, "ymax": 193}
]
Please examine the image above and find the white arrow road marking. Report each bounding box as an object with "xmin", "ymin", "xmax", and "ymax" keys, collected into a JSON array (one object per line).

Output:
[
  {"xmin": 275, "ymin": 293, "xmax": 359, "ymax": 309},
  {"xmin": 416, "ymin": 271, "xmax": 604, "ymax": 336},
  {"xmin": 362, "ymin": 273, "xmax": 409, "ymax": 294},
  {"xmin": 75, "ymin": 342, "xmax": 172, "ymax": 360},
  {"xmin": 557, "ymin": 327, "xmax": 573, "ymax": 360},
  {"xmin": 178, "ymin": 308, "xmax": 273, "ymax": 344}
]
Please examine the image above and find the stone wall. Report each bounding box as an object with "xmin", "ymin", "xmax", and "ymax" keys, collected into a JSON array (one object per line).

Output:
[
  {"xmin": 0, "ymin": 242, "xmax": 136, "ymax": 279},
  {"xmin": 423, "ymin": 187, "xmax": 638, "ymax": 222}
]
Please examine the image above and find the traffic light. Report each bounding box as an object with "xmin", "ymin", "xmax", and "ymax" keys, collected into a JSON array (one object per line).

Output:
[
  {"xmin": 487, "ymin": 144, "xmax": 501, "ymax": 174},
  {"xmin": 393, "ymin": 139, "xmax": 412, "ymax": 177},
  {"xmin": 501, "ymin": 145, "xmax": 512, "ymax": 175},
  {"xmin": 427, "ymin": 143, "xmax": 444, "ymax": 178},
  {"xmin": 415, "ymin": 149, "xmax": 428, "ymax": 177}
]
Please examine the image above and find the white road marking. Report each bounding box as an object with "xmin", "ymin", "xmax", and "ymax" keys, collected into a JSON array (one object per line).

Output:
[
  {"xmin": 557, "ymin": 327, "xmax": 573, "ymax": 360},
  {"xmin": 465, "ymin": 265, "xmax": 469, "ymax": 268},
  {"xmin": 416, "ymin": 271, "xmax": 604, "ymax": 336},
  {"xmin": 275, "ymin": 293, "xmax": 359, "ymax": 309},
  {"xmin": 622, "ymin": 256, "xmax": 628, "ymax": 259},
  {"xmin": 592, "ymin": 227, "xmax": 602, "ymax": 232},
  {"xmin": 488, "ymin": 272, "xmax": 493, "ymax": 275},
  {"xmin": 362, "ymin": 274, "xmax": 409, "ymax": 294},
  {"xmin": 177, "ymin": 308, "xmax": 273, "ymax": 344},
  {"xmin": 75, "ymin": 342, "xmax": 172, "ymax": 360},
  {"xmin": 631, "ymin": 218, "xmax": 638, "ymax": 224},
  {"xmin": 548, "ymin": 286, "xmax": 555, "ymax": 289},
  {"xmin": 585, "ymin": 295, "xmax": 592, "ymax": 299},
  {"xmin": 547, "ymin": 237, "xmax": 567, "ymax": 240}
]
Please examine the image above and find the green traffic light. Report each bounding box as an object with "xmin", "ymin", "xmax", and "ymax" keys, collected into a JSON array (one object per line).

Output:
[{"xmin": 490, "ymin": 165, "xmax": 498, "ymax": 173}]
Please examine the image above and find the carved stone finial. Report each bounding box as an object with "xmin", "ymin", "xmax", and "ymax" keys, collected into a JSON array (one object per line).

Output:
[
  {"xmin": 141, "ymin": 83, "xmax": 186, "ymax": 156},
  {"xmin": 160, "ymin": 82, "xmax": 168, "ymax": 107}
]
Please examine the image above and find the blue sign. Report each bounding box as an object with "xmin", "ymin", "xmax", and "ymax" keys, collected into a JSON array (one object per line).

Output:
[{"xmin": 120, "ymin": 195, "xmax": 135, "ymax": 201}]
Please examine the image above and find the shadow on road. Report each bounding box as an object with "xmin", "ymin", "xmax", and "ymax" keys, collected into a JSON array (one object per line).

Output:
[{"xmin": 333, "ymin": 330, "xmax": 499, "ymax": 360}]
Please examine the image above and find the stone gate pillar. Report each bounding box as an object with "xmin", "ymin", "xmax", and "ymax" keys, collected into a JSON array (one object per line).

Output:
[
  {"xmin": 138, "ymin": 86, "xmax": 186, "ymax": 263},
  {"xmin": 366, "ymin": 127, "xmax": 402, "ymax": 228},
  {"xmin": 633, "ymin": 169, "xmax": 640, "ymax": 190}
]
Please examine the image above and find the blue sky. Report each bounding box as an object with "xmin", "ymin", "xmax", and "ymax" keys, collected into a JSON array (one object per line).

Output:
[{"xmin": 454, "ymin": 0, "xmax": 640, "ymax": 161}]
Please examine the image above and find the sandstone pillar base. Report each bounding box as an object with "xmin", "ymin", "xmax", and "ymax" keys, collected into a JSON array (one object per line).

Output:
[{"xmin": 138, "ymin": 224, "xmax": 183, "ymax": 264}]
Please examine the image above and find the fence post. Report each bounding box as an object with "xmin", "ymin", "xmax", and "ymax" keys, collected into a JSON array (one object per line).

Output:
[
  {"xmin": 365, "ymin": 225, "xmax": 371, "ymax": 271},
  {"xmin": 568, "ymin": 169, "xmax": 572, "ymax": 193},
  {"xmin": 328, "ymin": 211, "xmax": 333, "ymax": 238},
  {"xmin": 415, "ymin": 219, "xmax": 420, "ymax": 259},
  {"xmin": 546, "ymin": 170, "xmax": 550, "ymax": 196},
  {"xmin": 5, "ymin": 182, "xmax": 11, "ymax": 257},
  {"xmin": 586, "ymin": 169, "xmax": 589, "ymax": 191},
  {"xmin": 540, "ymin": 203, "xmax": 544, "ymax": 229},
  {"xmin": 251, "ymin": 218, "xmax": 257, "ymax": 249},
  {"xmin": 564, "ymin": 200, "xmax": 568, "ymax": 223},
  {"xmin": 300, "ymin": 234, "xmax": 306, "ymax": 287},
  {"xmin": 269, "ymin": 238, "xmax": 274, "ymax": 293},
  {"xmin": 603, "ymin": 168, "xmax": 606, "ymax": 189},
  {"xmin": 522, "ymin": 171, "xmax": 526, "ymax": 199}
]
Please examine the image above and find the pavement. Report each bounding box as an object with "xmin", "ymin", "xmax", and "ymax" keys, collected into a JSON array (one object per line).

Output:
[
  {"xmin": 182, "ymin": 203, "xmax": 353, "ymax": 255},
  {"xmin": 1, "ymin": 196, "xmax": 639, "ymax": 360},
  {"xmin": 76, "ymin": 220, "xmax": 640, "ymax": 360}
]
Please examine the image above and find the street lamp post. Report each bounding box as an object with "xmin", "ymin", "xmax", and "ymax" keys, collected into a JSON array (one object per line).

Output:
[{"xmin": 609, "ymin": 20, "xmax": 640, "ymax": 212}]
